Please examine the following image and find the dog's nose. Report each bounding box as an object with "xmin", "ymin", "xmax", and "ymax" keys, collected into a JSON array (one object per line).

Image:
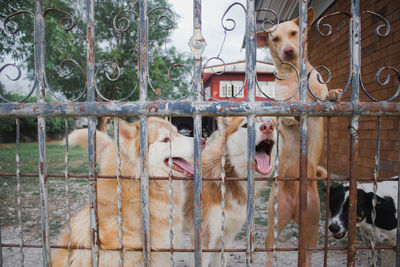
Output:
[
  {"xmin": 201, "ymin": 138, "xmax": 206, "ymax": 149},
  {"xmin": 283, "ymin": 46, "xmax": 295, "ymax": 59},
  {"xmin": 260, "ymin": 123, "xmax": 274, "ymax": 134},
  {"xmin": 328, "ymin": 223, "xmax": 340, "ymax": 233}
]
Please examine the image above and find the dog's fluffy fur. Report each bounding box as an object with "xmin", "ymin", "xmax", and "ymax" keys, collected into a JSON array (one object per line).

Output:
[
  {"xmin": 256, "ymin": 8, "xmax": 342, "ymax": 267},
  {"xmin": 52, "ymin": 118, "xmax": 195, "ymax": 267},
  {"xmin": 183, "ymin": 116, "xmax": 277, "ymax": 266}
]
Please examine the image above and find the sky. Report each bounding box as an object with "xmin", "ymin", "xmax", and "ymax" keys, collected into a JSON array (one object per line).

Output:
[{"xmin": 168, "ymin": 0, "xmax": 269, "ymax": 63}]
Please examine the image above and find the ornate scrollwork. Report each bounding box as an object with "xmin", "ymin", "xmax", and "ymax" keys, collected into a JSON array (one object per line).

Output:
[
  {"xmin": 3, "ymin": 10, "xmax": 34, "ymax": 35},
  {"xmin": 44, "ymin": 8, "xmax": 76, "ymax": 31},
  {"xmin": 272, "ymin": 62, "xmax": 299, "ymax": 102},
  {"xmin": 255, "ymin": 8, "xmax": 280, "ymax": 33},
  {"xmin": 56, "ymin": 59, "xmax": 87, "ymax": 102},
  {"xmin": 360, "ymin": 67, "xmax": 400, "ymax": 102},
  {"xmin": 113, "ymin": 10, "xmax": 138, "ymax": 33},
  {"xmin": 362, "ymin": 11, "xmax": 390, "ymax": 37},
  {"xmin": 0, "ymin": 64, "xmax": 36, "ymax": 103},
  {"xmin": 148, "ymin": 6, "xmax": 175, "ymax": 31},
  {"xmin": 316, "ymin": 11, "xmax": 351, "ymax": 37}
]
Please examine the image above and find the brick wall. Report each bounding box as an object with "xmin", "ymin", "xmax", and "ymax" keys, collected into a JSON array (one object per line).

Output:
[{"xmin": 308, "ymin": 0, "xmax": 400, "ymax": 177}]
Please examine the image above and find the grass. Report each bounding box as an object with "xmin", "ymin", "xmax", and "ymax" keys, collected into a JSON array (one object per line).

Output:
[{"xmin": 0, "ymin": 142, "xmax": 89, "ymax": 240}]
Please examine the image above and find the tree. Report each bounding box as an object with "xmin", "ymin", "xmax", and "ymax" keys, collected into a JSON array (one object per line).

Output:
[{"xmin": 0, "ymin": 0, "xmax": 192, "ymax": 102}]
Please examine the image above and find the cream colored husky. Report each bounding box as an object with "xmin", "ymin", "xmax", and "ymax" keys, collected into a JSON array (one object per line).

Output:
[
  {"xmin": 184, "ymin": 116, "xmax": 277, "ymax": 266},
  {"xmin": 52, "ymin": 117, "xmax": 195, "ymax": 267}
]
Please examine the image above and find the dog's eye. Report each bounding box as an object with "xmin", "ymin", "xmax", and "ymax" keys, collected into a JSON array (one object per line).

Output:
[
  {"xmin": 241, "ymin": 123, "xmax": 247, "ymax": 128},
  {"xmin": 272, "ymin": 37, "xmax": 279, "ymax": 42},
  {"xmin": 291, "ymin": 31, "xmax": 297, "ymax": 36},
  {"xmin": 161, "ymin": 137, "xmax": 170, "ymax": 143}
]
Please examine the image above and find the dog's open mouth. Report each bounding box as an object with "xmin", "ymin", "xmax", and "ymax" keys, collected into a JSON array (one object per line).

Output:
[
  {"xmin": 332, "ymin": 232, "xmax": 346, "ymax": 239},
  {"xmin": 255, "ymin": 138, "xmax": 274, "ymax": 175},
  {"xmin": 164, "ymin": 158, "xmax": 194, "ymax": 177}
]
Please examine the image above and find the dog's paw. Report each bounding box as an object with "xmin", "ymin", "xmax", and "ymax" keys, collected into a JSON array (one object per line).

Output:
[
  {"xmin": 280, "ymin": 117, "xmax": 300, "ymax": 127},
  {"xmin": 326, "ymin": 89, "xmax": 343, "ymax": 102}
]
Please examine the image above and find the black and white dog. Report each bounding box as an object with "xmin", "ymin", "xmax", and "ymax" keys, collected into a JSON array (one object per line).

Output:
[{"xmin": 328, "ymin": 181, "xmax": 398, "ymax": 265}]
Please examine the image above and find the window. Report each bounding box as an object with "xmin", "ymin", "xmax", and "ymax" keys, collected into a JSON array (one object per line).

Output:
[
  {"xmin": 257, "ymin": 81, "xmax": 275, "ymax": 98},
  {"xmin": 219, "ymin": 80, "xmax": 244, "ymax": 98}
]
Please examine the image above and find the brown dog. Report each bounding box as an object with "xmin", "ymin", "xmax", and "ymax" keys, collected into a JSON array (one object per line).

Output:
[
  {"xmin": 256, "ymin": 8, "xmax": 342, "ymax": 267},
  {"xmin": 52, "ymin": 118, "xmax": 195, "ymax": 267}
]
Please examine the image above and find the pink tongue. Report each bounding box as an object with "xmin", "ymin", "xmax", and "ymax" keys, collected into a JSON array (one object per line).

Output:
[
  {"xmin": 172, "ymin": 158, "xmax": 194, "ymax": 175},
  {"xmin": 255, "ymin": 152, "xmax": 271, "ymax": 174}
]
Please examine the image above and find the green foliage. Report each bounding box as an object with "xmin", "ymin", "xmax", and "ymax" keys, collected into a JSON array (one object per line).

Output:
[
  {"xmin": 0, "ymin": 92, "xmax": 74, "ymax": 142},
  {"xmin": 1, "ymin": 0, "xmax": 192, "ymax": 101}
]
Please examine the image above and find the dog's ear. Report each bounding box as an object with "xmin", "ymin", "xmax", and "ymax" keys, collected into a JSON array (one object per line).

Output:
[
  {"xmin": 117, "ymin": 119, "xmax": 140, "ymax": 157},
  {"xmin": 292, "ymin": 7, "xmax": 315, "ymax": 29},
  {"xmin": 256, "ymin": 30, "xmax": 269, "ymax": 47}
]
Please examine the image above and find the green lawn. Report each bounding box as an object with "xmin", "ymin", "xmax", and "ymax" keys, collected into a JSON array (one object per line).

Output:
[{"xmin": 0, "ymin": 142, "xmax": 89, "ymax": 240}]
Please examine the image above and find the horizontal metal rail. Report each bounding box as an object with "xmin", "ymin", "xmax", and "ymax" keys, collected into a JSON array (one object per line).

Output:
[{"xmin": 1, "ymin": 101, "xmax": 400, "ymax": 117}]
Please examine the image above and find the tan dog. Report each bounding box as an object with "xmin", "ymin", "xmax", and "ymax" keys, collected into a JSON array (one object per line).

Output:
[
  {"xmin": 52, "ymin": 118, "xmax": 195, "ymax": 267},
  {"xmin": 256, "ymin": 8, "xmax": 342, "ymax": 267},
  {"xmin": 184, "ymin": 116, "xmax": 277, "ymax": 266}
]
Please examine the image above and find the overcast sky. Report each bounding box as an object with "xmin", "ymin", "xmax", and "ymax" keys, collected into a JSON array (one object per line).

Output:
[{"xmin": 169, "ymin": 0, "xmax": 268, "ymax": 63}]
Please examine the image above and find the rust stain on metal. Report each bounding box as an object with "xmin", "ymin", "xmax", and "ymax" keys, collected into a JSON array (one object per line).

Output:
[
  {"xmin": 80, "ymin": 105, "xmax": 85, "ymax": 113},
  {"xmin": 146, "ymin": 103, "xmax": 159, "ymax": 112},
  {"xmin": 88, "ymin": 26, "xmax": 94, "ymax": 63}
]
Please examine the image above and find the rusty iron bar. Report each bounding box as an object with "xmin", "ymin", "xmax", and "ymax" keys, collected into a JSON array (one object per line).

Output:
[
  {"xmin": 86, "ymin": 0, "xmax": 100, "ymax": 265},
  {"xmin": 2, "ymin": 172, "xmax": 400, "ymax": 182},
  {"xmin": 347, "ymin": 0, "xmax": 361, "ymax": 266},
  {"xmin": 297, "ymin": 0, "xmax": 309, "ymax": 266},
  {"xmin": 138, "ymin": 0, "xmax": 151, "ymax": 265},
  {"xmin": 245, "ymin": 0, "xmax": 256, "ymax": 265},
  {"xmin": 1, "ymin": 242, "xmax": 396, "ymax": 252},
  {"xmin": 324, "ymin": 118, "xmax": 331, "ymax": 267},
  {"xmin": 397, "ymin": 116, "xmax": 400, "ymax": 266},
  {"xmin": 190, "ymin": 0, "xmax": 206, "ymax": 265},
  {"xmin": 34, "ymin": 0, "xmax": 51, "ymax": 266},
  {"xmin": 2, "ymin": 101, "xmax": 400, "ymax": 118}
]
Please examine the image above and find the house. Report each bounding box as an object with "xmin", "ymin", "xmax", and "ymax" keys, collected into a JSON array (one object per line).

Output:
[{"xmin": 172, "ymin": 61, "xmax": 275, "ymax": 136}]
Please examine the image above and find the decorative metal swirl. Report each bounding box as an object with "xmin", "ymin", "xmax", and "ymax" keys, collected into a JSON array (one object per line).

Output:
[
  {"xmin": 0, "ymin": 64, "xmax": 36, "ymax": 103},
  {"xmin": 316, "ymin": 12, "xmax": 351, "ymax": 37},
  {"xmin": 255, "ymin": 8, "xmax": 280, "ymax": 33},
  {"xmin": 360, "ymin": 67, "xmax": 400, "ymax": 102},
  {"xmin": 43, "ymin": 8, "xmax": 76, "ymax": 31},
  {"xmin": 362, "ymin": 11, "xmax": 390, "ymax": 37},
  {"xmin": 113, "ymin": 10, "xmax": 138, "ymax": 33},
  {"xmin": 3, "ymin": 10, "xmax": 34, "ymax": 35},
  {"xmin": 220, "ymin": 3, "xmax": 246, "ymax": 32},
  {"xmin": 94, "ymin": 61, "xmax": 137, "ymax": 102},
  {"xmin": 307, "ymin": 65, "xmax": 338, "ymax": 101},
  {"xmin": 147, "ymin": 63, "xmax": 193, "ymax": 101},
  {"xmin": 55, "ymin": 59, "xmax": 87, "ymax": 102},
  {"xmin": 148, "ymin": 6, "xmax": 175, "ymax": 31},
  {"xmin": 270, "ymin": 62, "xmax": 300, "ymax": 102}
]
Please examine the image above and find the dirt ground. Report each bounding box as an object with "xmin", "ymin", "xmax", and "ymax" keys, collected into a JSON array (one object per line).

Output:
[{"xmin": 1, "ymin": 185, "xmax": 396, "ymax": 266}]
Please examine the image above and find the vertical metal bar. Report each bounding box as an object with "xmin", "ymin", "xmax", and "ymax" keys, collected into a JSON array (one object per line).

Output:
[
  {"xmin": 190, "ymin": 0, "xmax": 206, "ymax": 265},
  {"xmin": 139, "ymin": 0, "xmax": 151, "ymax": 265},
  {"xmin": 369, "ymin": 117, "xmax": 381, "ymax": 266},
  {"xmin": 168, "ymin": 117, "xmax": 175, "ymax": 267},
  {"xmin": 0, "ymin": 224, "xmax": 2, "ymax": 267},
  {"xmin": 348, "ymin": 0, "xmax": 361, "ymax": 266},
  {"xmin": 64, "ymin": 118, "xmax": 72, "ymax": 265},
  {"xmin": 397, "ymin": 117, "xmax": 400, "ymax": 266},
  {"xmin": 245, "ymin": 0, "xmax": 256, "ymax": 265},
  {"xmin": 220, "ymin": 119, "xmax": 226, "ymax": 267},
  {"xmin": 323, "ymin": 118, "xmax": 331, "ymax": 267},
  {"xmin": 298, "ymin": 1, "xmax": 309, "ymax": 267},
  {"xmin": 115, "ymin": 119, "xmax": 124, "ymax": 267},
  {"xmin": 193, "ymin": 115, "xmax": 203, "ymax": 267},
  {"xmin": 16, "ymin": 118, "xmax": 25, "ymax": 266},
  {"xmin": 86, "ymin": 0, "xmax": 99, "ymax": 265},
  {"xmin": 34, "ymin": 0, "xmax": 50, "ymax": 265}
]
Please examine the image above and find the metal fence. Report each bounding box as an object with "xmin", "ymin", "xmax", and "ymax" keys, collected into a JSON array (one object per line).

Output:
[{"xmin": 0, "ymin": 0, "xmax": 399, "ymax": 266}]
